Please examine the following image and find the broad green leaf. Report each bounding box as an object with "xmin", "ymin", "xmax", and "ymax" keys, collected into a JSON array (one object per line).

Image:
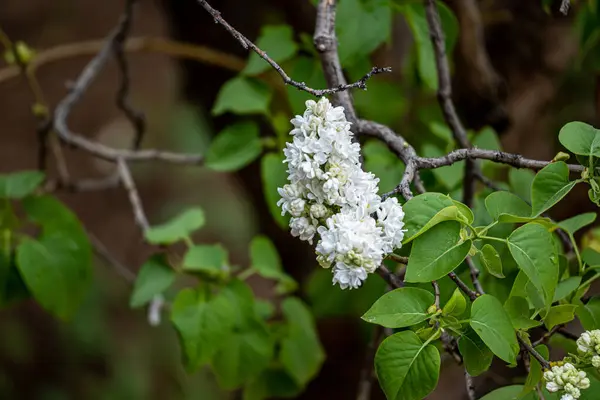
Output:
[
  {"xmin": 458, "ymin": 328, "xmax": 493, "ymax": 377},
  {"xmin": 250, "ymin": 235, "xmax": 281, "ymax": 278},
  {"xmin": 479, "ymin": 244, "xmax": 504, "ymax": 278},
  {"xmin": 261, "ymin": 153, "xmax": 289, "ymax": 229},
  {"xmin": 285, "ymin": 57, "xmax": 326, "ymax": 114},
  {"xmin": 480, "ymin": 385, "xmax": 536, "ymax": 400},
  {"xmin": 509, "ymin": 169, "xmax": 535, "ymax": 203},
  {"xmin": 406, "ymin": 221, "xmax": 471, "ymax": 282},
  {"xmin": 362, "ymin": 287, "xmax": 434, "ymax": 328},
  {"xmin": 558, "ymin": 121, "xmax": 600, "ymax": 157},
  {"xmin": 336, "ymin": 0, "xmax": 392, "ymax": 65},
  {"xmin": 0, "ymin": 171, "xmax": 44, "ymax": 199},
  {"xmin": 243, "ymin": 25, "xmax": 297, "ymax": 75},
  {"xmin": 183, "ymin": 244, "xmax": 228, "ymax": 276},
  {"xmin": 509, "ymin": 270, "xmax": 529, "ymax": 299},
  {"xmin": 531, "ymin": 162, "xmax": 578, "ymax": 217},
  {"xmin": 443, "ymin": 288, "xmax": 467, "ymax": 317},
  {"xmin": 205, "ymin": 122, "xmax": 262, "ymax": 171},
  {"xmin": 504, "ymin": 296, "xmax": 541, "ymax": 330},
  {"xmin": 422, "ymin": 144, "xmax": 463, "ymax": 189},
  {"xmin": 16, "ymin": 195, "xmax": 91, "ymax": 320},
  {"xmin": 211, "ymin": 325, "xmax": 274, "ymax": 389},
  {"xmin": 402, "ymin": 193, "xmax": 456, "ymax": 243},
  {"xmin": 553, "ymin": 277, "xmax": 582, "ymax": 302},
  {"xmin": 544, "ymin": 304, "xmax": 577, "ymax": 330},
  {"xmin": 577, "ymin": 297, "xmax": 600, "ymax": 330},
  {"xmin": 145, "ymin": 207, "xmax": 205, "ymax": 245},
  {"xmin": 485, "ymin": 191, "xmax": 531, "ymax": 220},
  {"xmin": 558, "ymin": 212, "xmax": 597, "ymax": 234},
  {"xmin": 508, "ymin": 223, "xmax": 559, "ymax": 307},
  {"xmin": 212, "ymin": 77, "xmax": 272, "ymax": 116},
  {"xmin": 470, "ymin": 294, "xmax": 519, "ymax": 363},
  {"xmin": 280, "ymin": 297, "xmax": 324, "ymax": 385},
  {"xmin": 170, "ymin": 287, "xmax": 235, "ymax": 371},
  {"xmin": 375, "ymin": 331, "xmax": 440, "ymax": 400},
  {"xmin": 130, "ymin": 255, "xmax": 175, "ymax": 308},
  {"xmin": 522, "ymin": 345, "xmax": 549, "ymax": 396},
  {"xmin": 249, "ymin": 235, "xmax": 297, "ymax": 292},
  {"xmin": 220, "ymin": 279, "xmax": 256, "ymax": 327}
]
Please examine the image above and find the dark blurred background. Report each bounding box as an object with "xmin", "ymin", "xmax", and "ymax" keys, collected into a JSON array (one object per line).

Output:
[{"xmin": 0, "ymin": 0, "xmax": 598, "ymax": 399}]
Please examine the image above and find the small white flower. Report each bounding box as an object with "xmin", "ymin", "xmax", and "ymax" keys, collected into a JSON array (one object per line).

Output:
[
  {"xmin": 289, "ymin": 217, "xmax": 317, "ymax": 244},
  {"xmin": 310, "ymin": 204, "xmax": 328, "ymax": 219},
  {"xmin": 332, "ymin": 263, "xmax": 368, "ymax": 290},
  {"xmin": 546, "ymin": 381, "xmax": 560, "ymax": 393}
]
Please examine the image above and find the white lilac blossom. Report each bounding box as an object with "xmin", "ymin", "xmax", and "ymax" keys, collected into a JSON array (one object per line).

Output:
[
  {"xmin": 278, "ymin": 98, "xmax": 405, "ymax": 289},
  {"xmin": 543, "ymin": 363, "xmax": 590, "ymax": 400}
]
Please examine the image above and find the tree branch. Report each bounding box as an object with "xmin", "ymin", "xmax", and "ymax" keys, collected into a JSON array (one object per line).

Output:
[{"xmin": 195, "ymin": 0, "xmax": 390, "ymax": 103}]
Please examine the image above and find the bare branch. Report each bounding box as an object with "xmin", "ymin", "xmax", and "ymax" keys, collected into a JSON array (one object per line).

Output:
[
  {"xmin": 53, "ymin": 24, "xmax": 203, "ymax": 164},
  {"xmin": 356, "ymin": 326, "xmax": 384, "ymax": 400},
  {"xmin": 466, "ymin": 257, "xmax": 484, "ymax": 295},
  {"xmin": 377, "ymin": 265, "xmax": 405, "ymax": 289},
  {"xmin": 116, "ymin": 158, "xmax": 150, "ymax": 231},
  {"xmin": 465, "ymin": 370, "xmax": 476, "ymax": 400},
  {"xmin": 560, "ymin": 0, "xmax": 570, "ymax": 15},
  {"xmin": 386, "ymin": 253, "xmax": 409, "ymax": 265},
  {"xmin": 448, "ymin": 272, "xmax": 479, "ymax": 301},
  {"xmin": 518, "ymin": 335, "xmax": 551, "ymax": 370},
  {"xmin": 195, "ymin": 0, "xmax": 390, "ymax": 102},
  {"xmin": 89, "ymin": 232, "xmax": 136, "ymax": 283},
  {"xmin": 113, "ymin": 0, "xmax": 146, "ymax": 150},
  {"xmin": 432, "ymin": 280, "xmax": 440, "ymax": 308}
]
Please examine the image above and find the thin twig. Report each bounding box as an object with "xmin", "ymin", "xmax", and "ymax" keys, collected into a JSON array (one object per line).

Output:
[
  {"xmin": 88, "ymin": 232, "xmax": 136, "ymax": 283},
  {"xmin": 112, "ymin": 0, "xmax": 146, "ymax": 150},
  {"xmin": 518, "ymin": 335, "xmax": 551, "ymax": 370},
  {"xmin": 448, "ymin": 272, "xmax": 478, "ymax": 301},
  {"xmin": 560, "ymin": 0, "xmax": 570, "ymax": 15},
  {"xmin": 466, "ymin": 257, "xmax": 484, "ymax": 295},
  {"xmin": 432, "ymin": 280, "xmax": 440, "ymax": 308},
  {"xmin": 441, "ymin": 331, "xmax": 462, "ymax": 363},
  {"xmin": 386, "ymin": 253, "xmax": 409, "ymax": 265},
  {"xmin": 377, "ymin": 265, "xmax": 404, "ymax": 289},
  {"xmin": 53, "ymin": 24, "xmax": 203, "ymax": 164},
  {"xmin": 356, "ymin": 325, "xmax": 384, "ymax": 400},
  {"xmin": 195, "ymin": 0, "xmax": 390, "ymax": 101},
  {"xmin": 116, "ymin": 158, "xmax": 150, "ymax": 231},
  {"xmin": 465, "ymin": 370, "xmax": 476, "ymax": 400}
]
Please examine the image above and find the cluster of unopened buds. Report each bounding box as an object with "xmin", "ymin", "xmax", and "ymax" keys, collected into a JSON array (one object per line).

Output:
[
  {"xmin": 543, "ymin": 362, "xmax": 590, "ymax": 400},
  {"xmin": 278, "ymin": 98, "xmax": 405, "ymax": 289}
]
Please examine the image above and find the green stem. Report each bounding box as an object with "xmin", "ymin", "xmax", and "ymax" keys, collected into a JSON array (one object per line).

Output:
[
  {"xmin": 581, "ymin": 272, "xmax": 600, "ymax": 289},
  {"xmin": 478, "ymin": 235, "xmax": 507, "ymax": 244},
  {"xmin": 238, "ymin": 268, "xmax": 255, "ymax": 281}
]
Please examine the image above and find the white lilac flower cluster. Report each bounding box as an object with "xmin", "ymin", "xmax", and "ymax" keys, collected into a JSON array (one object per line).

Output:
[
  {"xmin": 577, "ymin": 329, "xmax": 600, "ymax": 368},
  {"xmin": 277, "ymin": 98, "xmax": 405, "ymax": 290},
  {"xmin": 544, "ymin": 363, "xmax": 590, "ymax": 400}
]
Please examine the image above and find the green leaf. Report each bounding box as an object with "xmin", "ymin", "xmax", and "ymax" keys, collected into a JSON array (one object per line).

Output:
[
  {"xmin": 577, "ymin": 297, "xmax": 600, "ymax": 330},
  {"xmin": 522, "ymin": 345, "xmax": 549, "ymax": 396},
  {"xmin": 170, "ymin": 287, "xmax": 235, "ymax": 371},
  {"xmin": 280, "ymin": 297, "xmax": 324, "ymax": 385},
  {"xmin": 249, "ymin": 235, "xmax": 297, "ymax": 291},
  {"xmin": 507, "ymin": 223, "xmax": 559, "ymax": 307},
  {"xmin": 336, "ymin": 0, "xmax": 392, "ymax": 65},
  {"xmin": 470, "ymin": 294, "xmax": 519, "ymax": 363},
  {"xmin": 182, "ymin": 244, "xmax": 228, "ymax": 276},
  {"xmin": 531, "ymin": 162, "xmax": 578, "ymax": 217},
  {"xmin": 453, "ymin": 200, "xmax": 475, "ymax": 225},
  {"xmin": 16, "ymin": 195, "xmax": 91, "ymax": 320},
  {"xmin": 504, "ymin": 296, "xmax": 541, "ymax": 330},
  {"xmin": 558, "ymin": 212, "xmax": 597, "ymax": 234},
  {"xmin": 405, "ymin": 221, "xmax": 471, "ymax": 282},
  {"xmin": 243, "ymin": 367, "xmax": 302, "ymax": 400},
  {"xmin": 285, "ymin": 57, "xmax": 326, "ymax": 114},
  {"xmin": 130, "ymin": 255, "xmax": 175, "ymax": 308},
  {"xmin": 558, "ymin": 121, "xmax": 600, "ymax": 157},
  {"xmin": 402, "ymin": 192, "xmax": 467, "ymax": 243},
  {"xmin": 509, "ymin": 169, "xmax": 535, "ymax": 204},
  {"xmin": 443, "ymin": 288, "xmax": 467, "ymax": 316},
  {"xmin": 261, "ymin": 153, "xmax": 289, "ymax": 229},
  {"xmin": 145, "ymin": 207, "xmax": 205, "ymax": 245},
  {"xmin": 458, "ymin": 328, "xmax": 494, "ymax": 376},
  {"xmin": 205, "ymin": 122, "xmax": 263, "ymax": 171},
  {"xmin": 0, "ymin": 171, "xmax": 44, "ymax": 199},
  {"xmin": 211, "ymin": 325, "xmax": 274, "ymax": 389},
  {"xmin": 480, "ymin": 385, "xmax": 535, "ymax": 400},
  {"xmin": 243, "ymin": 25, "xmax": 297, "ymax": 75},
  {"xmin": 583, "ymin": 248, "xmax": 600, "ymax": 267},
  {"xmin": 485, "ymin": 191, "xmax": 531, "ymax": 220},
  {"xmin": 553, "ymin": 277, "xmax": 582, "ymax": 302},
  {"xmin": 375, "ymin": 330, "xmax": 440, "ymax": 400},
  {"xmin": 212, "ymin": 77, "xmax": 272, "ymax": 116},
  {"xmin": 479, "ymin": 244, "xmax": 504, "ymax": 278},
  {"xmin": 544, "ymin": 304, "xmax": 577, "ymax": 330},
  {"xmin": 362, "ymin": 287, "xmax": 434, "ymax": 328}
]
